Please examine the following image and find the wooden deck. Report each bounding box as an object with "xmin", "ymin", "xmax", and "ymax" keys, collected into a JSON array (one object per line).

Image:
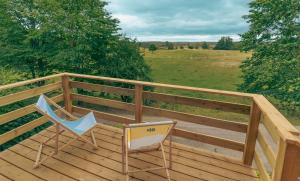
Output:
[{"xmin": 0, "ymin": 124, "xmax": 258, "ymax": 181}]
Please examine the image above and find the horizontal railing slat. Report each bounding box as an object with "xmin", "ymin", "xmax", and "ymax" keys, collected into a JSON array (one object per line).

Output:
[
  {"xmin": 0, "ymin": 73, "xmax": 63, "ymax": 91},
  {"xmin": 143, "ymin": 106, "xmax": 248, "ymax": 133},
  {"xmin": 72, "ymin": 106, "xmax": 134, "ymax": 124},
  {"xmin": 173, "ymin": 128, "xmax": 245, "ymax": 152},
  {"xmin": 0, "ymin": 116, "xmax": 49, "ymax": 145},
  {"xmin": 143, "ymin": 91, "xmax": 251, "ymax": 115},
  {"xmin": 254, "ymin": 151, "xmax": 271, "ymax": 181},
  {"xmin": 0, "ymin": 82, "xmax": 62, "ymax": 107},
  {"xmin": 66, "ymin": 73, "xmax": 254, "ymax": 98},
  {"xmin": 257, "ymin": 130, "xmax": 276, "ymax": 168},
  {"xmin": 0, "ymin": 94, "xmax": 63, "ymax": 125},
  {"xmin": 71, "ymin": 93, "xmax": 135, "ymax": 112},
  {"xmin": 70, "ymin": 81, "xmax": 134, "ymax": 96}
]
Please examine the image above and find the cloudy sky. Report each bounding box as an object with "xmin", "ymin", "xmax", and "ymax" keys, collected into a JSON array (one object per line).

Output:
[{"xmin": 106, "ymin": 0, "xmax": 250, "ymax": 42}]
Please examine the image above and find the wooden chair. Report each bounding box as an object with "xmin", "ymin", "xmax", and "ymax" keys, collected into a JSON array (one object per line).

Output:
[
  {"xmin": 122, "ymin": 121, "xmax": 177, "ymax": 181},
  {"xmin": 33, "ymin": 94, "xmax": 98, "ymax": 168}
]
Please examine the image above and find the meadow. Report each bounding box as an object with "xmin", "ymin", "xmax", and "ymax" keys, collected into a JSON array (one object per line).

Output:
[{"xmin": 143, "ymin": 49, "xmax": 299, "ymax": 124}]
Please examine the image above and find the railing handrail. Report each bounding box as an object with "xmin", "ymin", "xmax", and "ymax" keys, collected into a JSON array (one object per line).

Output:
[
  {"xmin": 0, "ymin": 73, "xmax": 64, "ymax": 91},
  {"xmin": 65, "ymin": 72, "xmax": 255, "ymax": 98}
]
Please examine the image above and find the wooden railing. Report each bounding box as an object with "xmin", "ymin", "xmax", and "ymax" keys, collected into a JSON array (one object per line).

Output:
[{"xmin": 0, "ymin": 72, "xmax": 299, "ymax": 181}]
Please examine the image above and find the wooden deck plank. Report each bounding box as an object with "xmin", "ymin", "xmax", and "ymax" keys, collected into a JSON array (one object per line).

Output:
[
  {"xmin": 17, "ymin": 137, "xmax": 137, "ymax": 181},
  {"xmin": 47, "ymin": 126, "xmax": 257, "ymax": 181},
  {"xmin": 0, "ymin": 174, "xmax": 12, "ymax": 181},
  {"xmin": 29, "ymin": 133, "xmax": 166, "ymax": 181},
  {"xmin": 43, "ymin": 129, "xmax": 203, "ymax": 181},
  {"xmin": 95, "ymin": 124, "xmax": 258, "ymax": 177},
  {"xmin": 90, "ymin": 126, "xmax": 258, "ymax": 181},
  {"xmin": 0, "ymin": 159, "xmax": 43, "ymax": 181},
  {"xmin": 1, "ymin": 124, "xmax": 259, "ymax": 181},
  {"xmin": 9, "ymin": 143, "xmax": 109, "ymax": 181},
  {"xmin": 0, "ymin": 150, "xmax": 75, "ymax": 181}
]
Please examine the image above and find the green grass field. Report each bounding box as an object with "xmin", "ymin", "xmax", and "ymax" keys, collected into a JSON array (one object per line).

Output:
[{"xmin": 143, "ymin": 49, "xmax": 299, "ymax": 124}]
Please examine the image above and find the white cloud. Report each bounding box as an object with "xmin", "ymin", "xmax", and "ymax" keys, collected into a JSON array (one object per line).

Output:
[{"xmin": 112, "ymin": 14, "xmax": 149, "ymax": 29}]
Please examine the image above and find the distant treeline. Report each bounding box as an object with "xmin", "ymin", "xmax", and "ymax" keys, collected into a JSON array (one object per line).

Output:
[{"xmin": 139, "ymin": 37, "xmax": 241, "ymax": 51}]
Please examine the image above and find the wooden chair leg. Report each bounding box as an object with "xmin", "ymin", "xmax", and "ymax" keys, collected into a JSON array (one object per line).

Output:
[
  {"xmin": 169, "ymin": 134, "xmax": 173, "ymax": 169},
  {"xmin": 122, "ymin": 135, "xmax": 125, "ymax": 174},
  {"xmin": 33, "ymin": 144, "xmax": 43, "ymax": 168},
  {"xmin": 160, "ymin": 143, "xmax": 171, "ymax": 181},
  {"xmin": 90, "ymin": 130, "xmax": 98, "ymax": 149}
]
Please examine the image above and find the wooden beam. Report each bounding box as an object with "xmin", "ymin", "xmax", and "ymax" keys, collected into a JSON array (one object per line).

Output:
[
  {"xmin": 243, "ymin": 101, "xmax": 261, "ymax": 165},
  {"xmin": 134, "ymin": 84, "xmax": 143, "ymax": 123},
  {"xmin": 72, "ymin": 106, "xmax": 134, "ymax": 124},
  {"xmin": 254, "ymin": 95, "xmax": 299, "ymax": 137},
  {"xmin": 61, "ymin": 76, "xmax": 72, "ymax": 113},
  {"xmin": 261, "ymin": 113, "xmax": 280, "ymax": 143},
  {"xmin": 173, "ymin": 128, "xmax": 245, "ymax": 152},
  {"xmin": 254, "ymin": 151, "xmax": 271, "ymax": 181},
  {"xmin": 0, "ymin": 94, "xmax": 63, "ymax": 125},
  {"xmin": 69, "ymin": 81, "xmax": 134, "ymax": 96},
  {"xmin": 272, "ymin": 138, "xmax": 300, "ymax": 181},
  {"xmin": 0, "ymin": 115, "xmax": 50, "ymax": 145},
  {"xmin": 257, "ymin": 130, "xmax": 276, "ymax": 168},
  {"xmin": 71, "ymin": 93, "xmax": 135, "ymax": 112},
  {"xmin": 0, "ymin": 73, "xmax": 64, "ymax": 91},
  {"xmin": 0, "ymin": 82, "xmax": 61, "ymax": 107},
  {"xmin": 143, "ymin": 91, "xmax": 251, "ymax": 115},
  {"xmin": 143, "ymin": 106, "xmax": 248, "ymax": 133},
  {"xmin": 66, "ymin": 72, "xmax": 255, "ymax": 98}
]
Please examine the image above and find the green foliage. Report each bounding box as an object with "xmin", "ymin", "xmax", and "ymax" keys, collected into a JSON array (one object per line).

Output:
[
  {"xmin": 214, "ymin": 37, "xmax": 234, "ymax": 50},
  {"xmin": 148, "ymin": 44, "xmax": 157, "ymax": 52},
  {"xmin": 0, "ymin": 0, "xmax": 151, "ymax": 151},
  {"xmin": 239, "ymin": 0, "xmax": 300, "ymax": 108},
  {"xmin": 165, "ymin": 41, "xmax": 174, "ymax": 50},
  {"xmin": 202, "ymin": 42, "xmax": 209, "ymax": 49},
  {"xmin": 0, "ymin": 0, "xmax": 151, "ymax": 82},
  {"xmin": 188, "ymin": 45, "xmax": 194, "ymax": 49}
]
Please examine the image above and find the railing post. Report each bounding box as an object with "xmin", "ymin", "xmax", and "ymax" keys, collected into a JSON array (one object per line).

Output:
[
  {"xmin": 62, "ymin": 75, "xmax": 72, "ymax": 113},
  {"xmin": 272, "ymin": 138, "xmax": 300, "ymax": 181},
  {"xmin": 135, "ymin": 84, "xmax": 143, "ymax": 123},
  {"xmin": 243, "ymin": 101, "xmax": 261, "ymax": 165}
]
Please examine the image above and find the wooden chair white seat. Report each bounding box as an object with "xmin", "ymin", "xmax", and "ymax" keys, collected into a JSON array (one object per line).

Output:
[{"xmin": 122, "ymin": 121, "xmax": 177, "ymax": 181}]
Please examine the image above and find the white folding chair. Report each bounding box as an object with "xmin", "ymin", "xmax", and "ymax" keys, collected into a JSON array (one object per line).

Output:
[
  {"xmin": 122, "ymin": 121, "xmax": 177, "ymax": 181},
  {"xmin": 33, "ymin": 94, "xmax": 98, "ymax": 168}
]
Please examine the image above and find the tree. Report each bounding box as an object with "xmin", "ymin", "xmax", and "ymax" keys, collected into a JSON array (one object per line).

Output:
[
  {"xmin": 148, "ymin": 44, "xmax": 157, "ymax": 53},
  {"xmin": 0, "ymin": 0, "xmax": 151, "ymax": 83},
  {"xmin": 188, "ymin": 45, "xmax": 194, "ymax": 49},
  {"xmin": 202, "ymin": 42, "xmax": 209, "ymax": 49},
  {"xmin": 214, "ymin": 36, "xmax": 234, "ymax": 50},
  {"xmin": 165, "ymin": 41, "xmax": 174, "ymax": 50},
  {"xmin": 239, "ymin": 0, "xmax": 300, "ymax": 108}
]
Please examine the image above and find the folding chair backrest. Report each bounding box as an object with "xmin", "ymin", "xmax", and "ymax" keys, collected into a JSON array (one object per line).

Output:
[
  {"xmin": 36, "ymin": 95, "xmax": 63, "ymax": 123},
  {"xmin": 126, "ymin": 121, "xmax": 175, "ymax": 151}
]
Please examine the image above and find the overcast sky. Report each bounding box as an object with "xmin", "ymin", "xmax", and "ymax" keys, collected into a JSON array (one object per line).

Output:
[{"xmin": 106, "ymin": 0, "xmax": 250, "ymax": 42}]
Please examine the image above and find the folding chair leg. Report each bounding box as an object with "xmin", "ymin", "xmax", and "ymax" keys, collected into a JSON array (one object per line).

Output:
[
  {"xmin": 122, "ymin": 135, "xmax": 125, "ymax": 174},
  {"xmin": 169, "ymin": 134, "xmax": 173, "ymax": 169},
  {"xmin": 90, "ymin": 130, "xmax": 98, "ymax": 150},
  {"xmin": 160, "ymin": 143, "xmax": 171, "ymax": 181},
  {"xmin": 33, "ymin": 144, "xmax": 43, "ymax": 168}
]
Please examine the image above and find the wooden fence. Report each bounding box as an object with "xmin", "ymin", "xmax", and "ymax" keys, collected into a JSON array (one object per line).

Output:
[{"xmin": 0, "ymin": 72, "xmax": 299, "ymax": 181}]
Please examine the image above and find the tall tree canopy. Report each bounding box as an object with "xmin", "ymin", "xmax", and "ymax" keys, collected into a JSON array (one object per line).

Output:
[
  {"xmin": 0, "ymin": 0, "xmax": 151, "ymax": 82},
  {"xmin": 240, "ymin": 0, "xmax": 300, "ymax": 107},
  {"xmin": 214, "ymin": 36, "xmax": 234, "ymax": 50}
]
